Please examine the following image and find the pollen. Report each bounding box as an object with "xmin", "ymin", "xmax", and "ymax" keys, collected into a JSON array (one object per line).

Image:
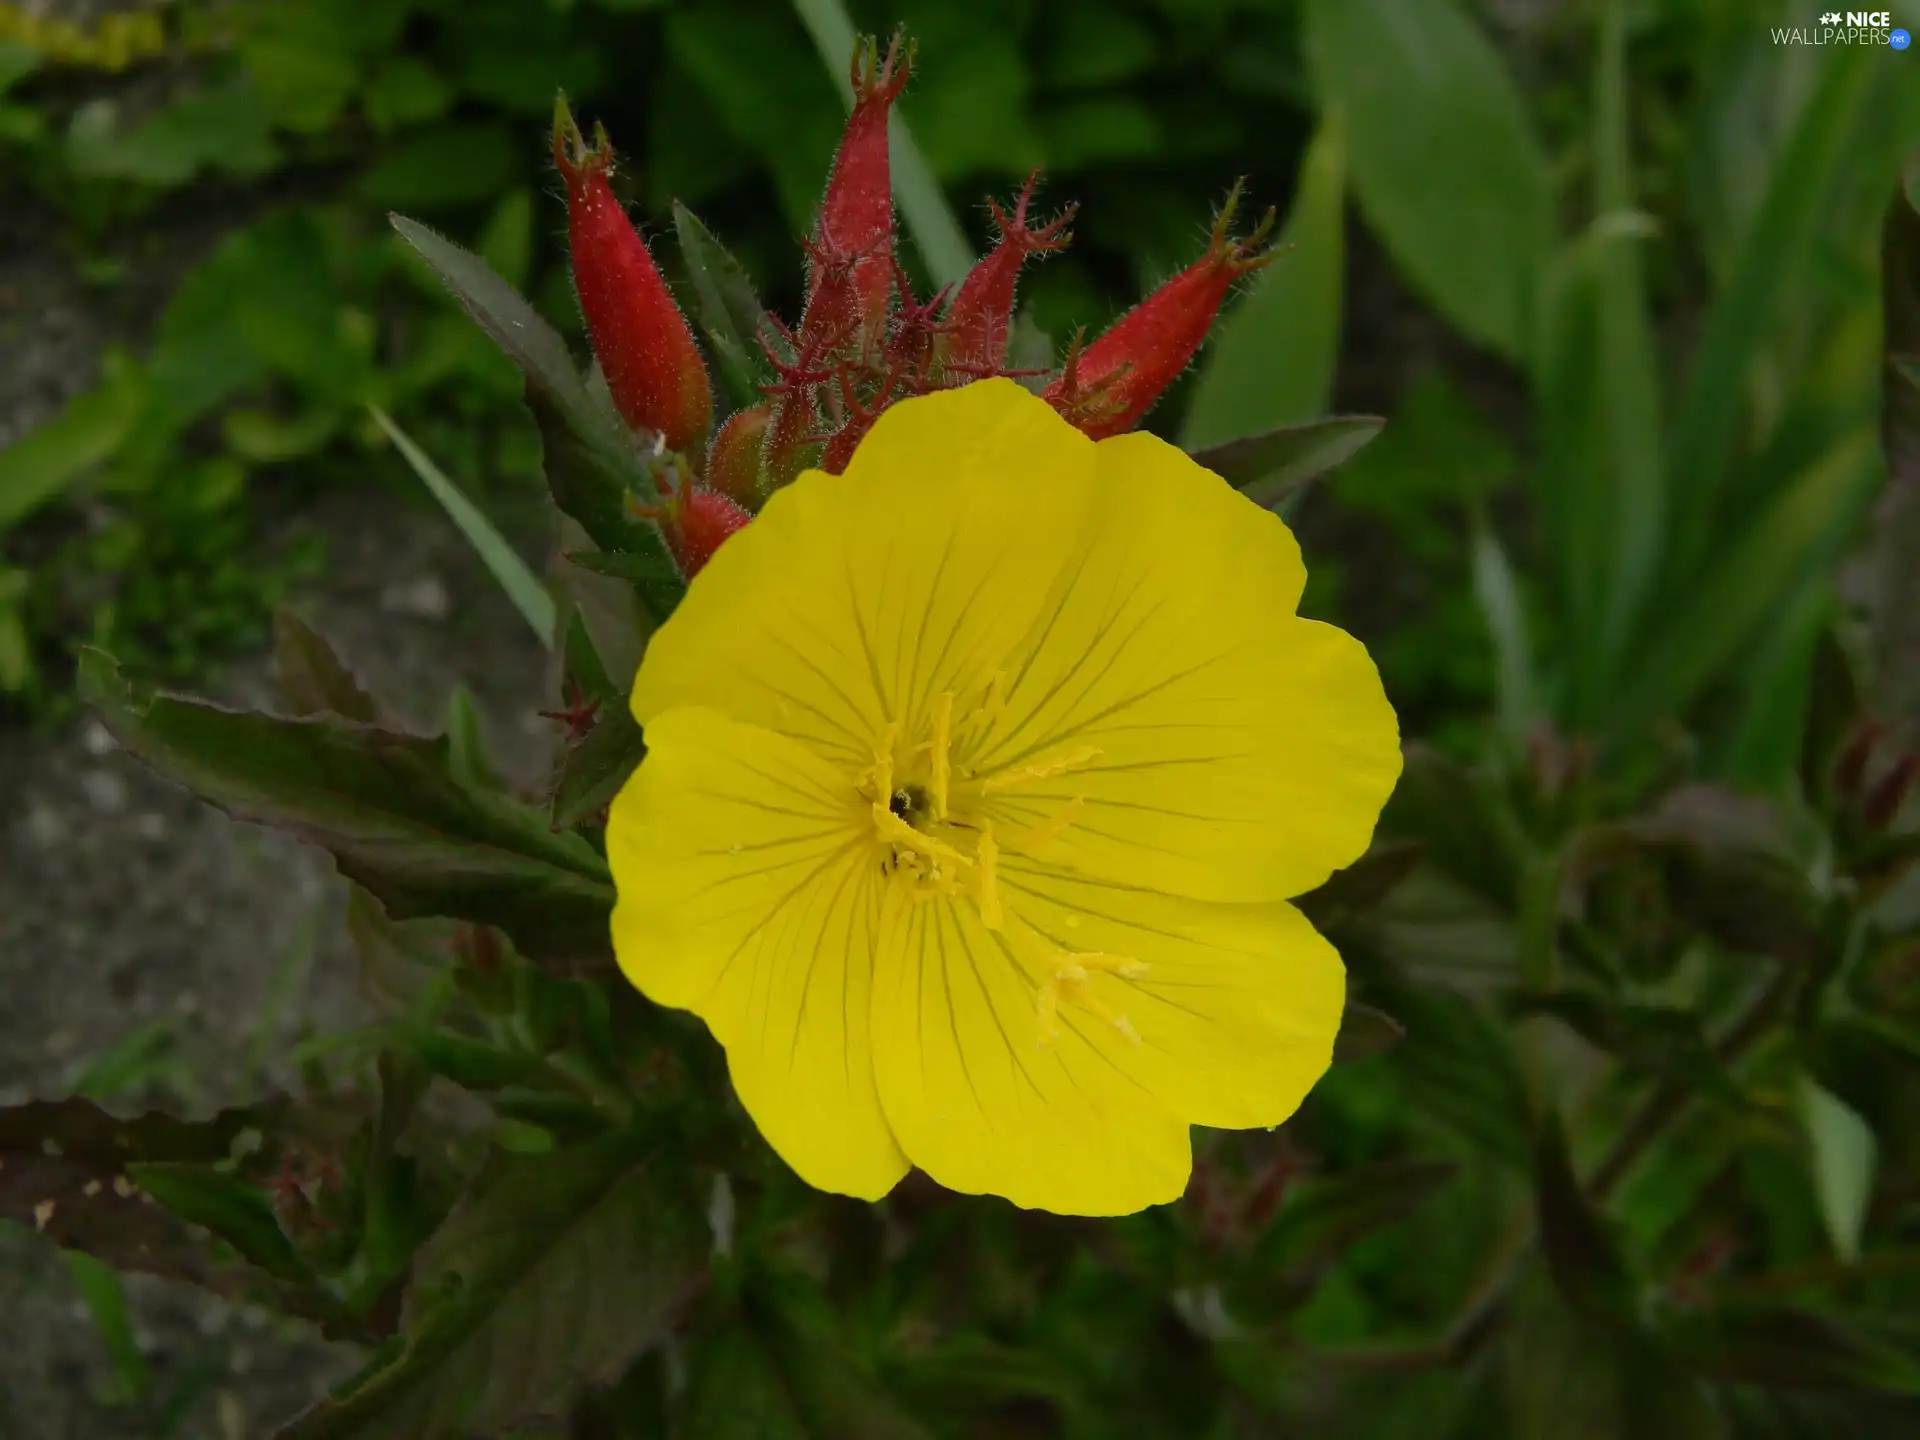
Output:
[{"xmin": 976, "ymin": 821, "xmax": 1003, "ymax": 930}]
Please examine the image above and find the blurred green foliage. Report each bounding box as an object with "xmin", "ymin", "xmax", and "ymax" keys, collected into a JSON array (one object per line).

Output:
[{"xmin": 5, "ymin": 1, "xmax": 1920, "ymax": 1438}]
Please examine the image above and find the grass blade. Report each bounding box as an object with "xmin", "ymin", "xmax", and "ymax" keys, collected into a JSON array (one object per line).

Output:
[
  {"xmin": 370, "ymin": 406, "xmax": 556, "ymax": 649},
  {"xmin": 788, "ymin": 0, "xmax": 975, "ymax": 288}
]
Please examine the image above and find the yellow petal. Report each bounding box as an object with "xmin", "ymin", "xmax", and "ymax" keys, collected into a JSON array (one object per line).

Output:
[
  {"xmin": 632, "ymin": 379, "xmax": 1099, "ymax": 764},
  {"xmin": 869, "ymin": 891, "xmax": 1192, "ymax": 1217},
  {"xmin": 971, "ymin": 428, "xmax": 1402, "ymax": 903},
  {"xmin": 607, "ymin": 708, "xmax": 908, "ymax": 1200},
  {"xmin": 1003, "ymin": 862, "xmax": 1345, "ymax": 1130}
]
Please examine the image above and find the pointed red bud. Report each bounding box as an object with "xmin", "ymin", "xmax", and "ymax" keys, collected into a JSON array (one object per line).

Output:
[
  {"xmin": 803, "ymin": 30, "xmax": 911, "ymax": 352},
  {"xmin": 554, "ymin": 94, "xmax": 712, "ymax": 454},
  {"xmin": 707, "ymin": 402, "xmax": 771, "ymax": 509},
  {"xmin": 941, "ymin": 171, "xmax": 1074, "ymax": 376},
  {"xmin": 1042, "ymin": 181, "xmax": 1277, "ymax": 439}
]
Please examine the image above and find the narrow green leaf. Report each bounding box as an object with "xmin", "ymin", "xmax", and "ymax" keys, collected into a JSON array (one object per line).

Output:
[
  {"xmin": 273, "ymin": 1132, "xmax": 706, "ymax": 1440},
  {"xmin": 273, "ymin": 609, "xmax": 380, "ymax": 724},
  {"xmin": 370, "ymin": 407, "xmax": 555, "ymax": 649},
  {"xmin": 754, "ymin": 1266, "xmax": 938, "ymax": 1439},
  {"xmin": 562, "ymin": 546, "xmax": 683, "ymax": 587},
  {"xmin": 80, "ymin": 649, "xmax": 616, "ymax": 963},
  {"xmin": 1182, "ymin": 109, "xmax": 1347, "ymax": 449},
  {"xmin": 1587, "ymin": 0, "xmax": 1665, "ymax": 675},
  {"xmin": 1294, "ymin": 838, "xmax": 1425, "ymax": 928},
  {"xmin": 1664, "ymin": 48, "xmax": 1876, "ymax": 580},
  {"xmin": 787, "ymin": 0, "xmax": 974, "ymax": 287},
  {"xmin": 1185, "ymin": 415, "xmax": 1384, "ymax": 510},
  {"xmin": 1471, "ymin": 515, "xmax": 1541, "ymax": 743},
  {"xmin": 0, "ymin": 355, "xmax": 145, "ymax": 535},
  {"xmin": 1303, "ymin": 0, "xmax": 1553, "ymax": 361},
  {"xmin": 1796, "ymin": 1076, "xmax": 1877, "ymax": 1264},
  {"xmin": 1610, "ymin": 430, "xmax": 1879, "ymax": 734},
  {"xmin": 66, "ymin": 1251, "xmax": 150, "ymax": 1406},
  {"xmin": 129, "ymin": 1163, "xmax": 308, "ymax": 1283},
  {"xmin": 672, "ymin": 201, "xmax": 777, "ymax": 410},
  {"xmin": 386, "ymin": 215, "xmax": 684, "ymax": 617},
  {"xmin": 561, "ymin": 610, "xmax": 617, "ymax": 705},
  {"xmin": 678, "ymin": 1325, "xmax": 810, "ymax": 1440},
  {"xmin": 442, "ymin": 686, "xmax": 501, "ymax": 793}
]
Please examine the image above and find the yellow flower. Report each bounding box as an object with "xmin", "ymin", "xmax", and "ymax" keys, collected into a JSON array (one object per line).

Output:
[{"xmin": 607, "ymin": 379, "xmax": 1401, "ymax": 1216}]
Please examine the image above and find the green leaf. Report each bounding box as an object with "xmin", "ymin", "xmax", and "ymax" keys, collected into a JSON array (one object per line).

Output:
[
  {"xmin": 475, "ymin": 188, "xmax": 534, "ymax": 293},
  {"xmin": 273, "ymin": 609, "xmax": 380, "ymax": 724},
  {"xmin": 356, "ymin": 122, "xmax": 522, "ymax": 210},
  {"xmin": 1669, "ymin": 1304, "xmax": 1920, "ymax": 1393},
  {"xmin": 1379, "ymin": 743, "xmax": 1524, "ymax": 910},
  {"xmin": 129, "ymin": 1163, "xmax": 308, "ymax": 1283},
  {"xmin": 1249, "ymin": 1158, "xmax": 1457, "ymax": 1277},
  {"xmin": 345, "ymin": 887, "xmax": 445, "ymax": 1013},
  {"xmin": 1796, "ymin": 1077, "xmax": 1877, "ymax": 1265},
  {"xmin": 442, "ymin": 686, "xmax": 502, "ymax": 793},
  {"xmin": 752, "ymin": 1267, "xmax": 938, "ymax": 1440},
  {"xmin": 1331, "ymin": 1001, "xmax": 1406, "ymax": 1064},
  {"xmin": 551, "ymin": 703, "xmax": 646, "ymax": 831},
  {"xmin": 678, "ymin": 1326, "xmax": 810, "ymax": 1440},
  {"xmin": 1610, "ymin": 430, "xmax": 1880, "ymax": 736},
  {"xmin": 273, "ymin": 1131, "xmax": 706, "ymax": 1440},
  {"xmin": 1303, "ymin": 0, "xmax": 1553, "ymax": 361},
  {"xmin": 0, "ymin": 1098, "xmax": 277, "ymax": 1289},
  {"xmin": 66, "ymin": 1251, "xmax": 150, "ymax": 1407},
  {"xmin": 1183, "ymin": 109, "xmax": 1347, "ymax": 449},
  {"xmin": 79, "ymin": 649, "xmax": 616, "ymax": 964},
  {"xmin": 788, "ymin": 0, "xmax": 975, "ymax": 287},
  {"xmin": 673, "ymin": 201, "xmax": 777, "ymax": 411},
  {"xmin": 387, "ymin": 215, "xmax": 684, "ymax": 618},
  {"xmin": 1799, "ymin": 629, "xmax": 1864, "ymax": 807},
  {"xmin": 1535, "ymin": 1114, "xmax": 1637, "ymax": 1329},
  {"xmin": 1471, "ymin": 515, "xmax": 1542, "ymax": 743},
  {"xmin": 370, "ymin": 407, "xmax": 555, "ymax": 649},
  {"xmin": 1184, "ymin": 415, "xmax": 1384, "ymax": 511},
  {"xmin": 0, "ymin": 355, "xmax": 146, "ymax": 536},
  {"xmin": 561, "ymin": 546, "xmax": 684, "ymax": 587},
  {"xmin": 1871, "ymin": 169, "xmax": 1920, "ymax": 729},
  {"xmin": 1664, "ymin": 48, "xmax": 1878, "ymax": 581},
  {"xmin": 1295, "ymin": 838, "xmax": 1425, "ymax": 929}
]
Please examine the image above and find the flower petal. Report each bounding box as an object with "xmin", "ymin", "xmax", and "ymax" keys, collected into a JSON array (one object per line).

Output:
[
  {"xmin": 972, "ymin": 428, "xmax": 1402, "ymax": 903},
  {"xmin": 1003, "ymin": 863, "xmax": 1344, "ymax": 1130},
  {"xmin": 607, "ymin": 707, "xmax": 908, "ymax": 1200},
  {"xmin": 869, "ymin": 892, "xmax": 1192, "ymax": 1217},
  {"xmin": 631, "ymin": 379, "xmax": 1098, "ymax": 764}
]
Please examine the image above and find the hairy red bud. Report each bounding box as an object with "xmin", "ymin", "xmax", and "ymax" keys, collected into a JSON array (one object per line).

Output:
[
  {"xmin": 1043, "ymin": 180, "xmax": 1277, "ymax": 439},
  {"xmin": 803, "ymin": 30, "xmax": 911, "ymax": 353},
  {"xmin": 941, "ymin": 171, "xmax": 1074, "ymax": 377},
  {"xmin": 707, "ymin": 403, "xmax": 772, "ymax": 509},
  {"xmin": 554, "ymin": 94, "xmax": 712, "ymax": 454}
]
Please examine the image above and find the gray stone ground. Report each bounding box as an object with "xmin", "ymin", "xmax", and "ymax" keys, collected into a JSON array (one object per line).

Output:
[{"xmin": 0, "ymin": 83, "xmax": 564, "ymax": 1430}]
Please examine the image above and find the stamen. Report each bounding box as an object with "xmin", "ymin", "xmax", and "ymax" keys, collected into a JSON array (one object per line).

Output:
[
  {"xmin": 862, "ymin": 721, "xmax": 898, "ymax": 802},
  {"xmin": 981, "ymin": 745, "xmax": 1103, "ymax": 794},
  {"xmin": 1010, "ymin": 796, "xmax": 1085, "ymax": 854},
  {"xmin": 976, "ymin": 821, "xmax": 1002, "ymax": 930},
  {"xmin": 930, "ymin": 691, "xmax": 953, "ymax": 820},
  {"xmin": 958, "ymin": 669, "xmax": 1008, "ymax": 746},
  {"xmin": 1031, "ymin": 948, "xmax": 1148, "ymax": 1049},
  {"xmin": 872, "ymin": 805, "xmax": 972, "ymax": 871}
]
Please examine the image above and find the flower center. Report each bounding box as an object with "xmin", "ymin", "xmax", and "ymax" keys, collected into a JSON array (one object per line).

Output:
[{"xmin": 854, "ymin": 675, "xmax": 1146, "ymax": 1048}]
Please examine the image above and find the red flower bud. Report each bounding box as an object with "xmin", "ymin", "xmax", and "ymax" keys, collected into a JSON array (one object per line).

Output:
[
  {"xmin": 553, "ymin": 94, "xmax": 712, "ymax": 454},
  {"xmin": 940, "ymin": 171, "xmax": 1074, "ymax": 377},
  {"xmin": 632, "ymin": 463, "xmax": 751, "ymax": 579},
  {"xmin": 707, "ymin": 402, "xmax": 772, "ymax": 509},
  {"xmin": 802, "ymin": 30, "xmax": 911, "ymax": 354},
  {"xmin": 1043, "ymin": 181, "xmax": 1277, "ymax": 439}
]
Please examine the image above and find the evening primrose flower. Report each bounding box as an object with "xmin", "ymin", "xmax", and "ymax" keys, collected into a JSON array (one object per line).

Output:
[{"xmin": 606, "ymin": 379, "xmax": 1401, "ymax": 1216}]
